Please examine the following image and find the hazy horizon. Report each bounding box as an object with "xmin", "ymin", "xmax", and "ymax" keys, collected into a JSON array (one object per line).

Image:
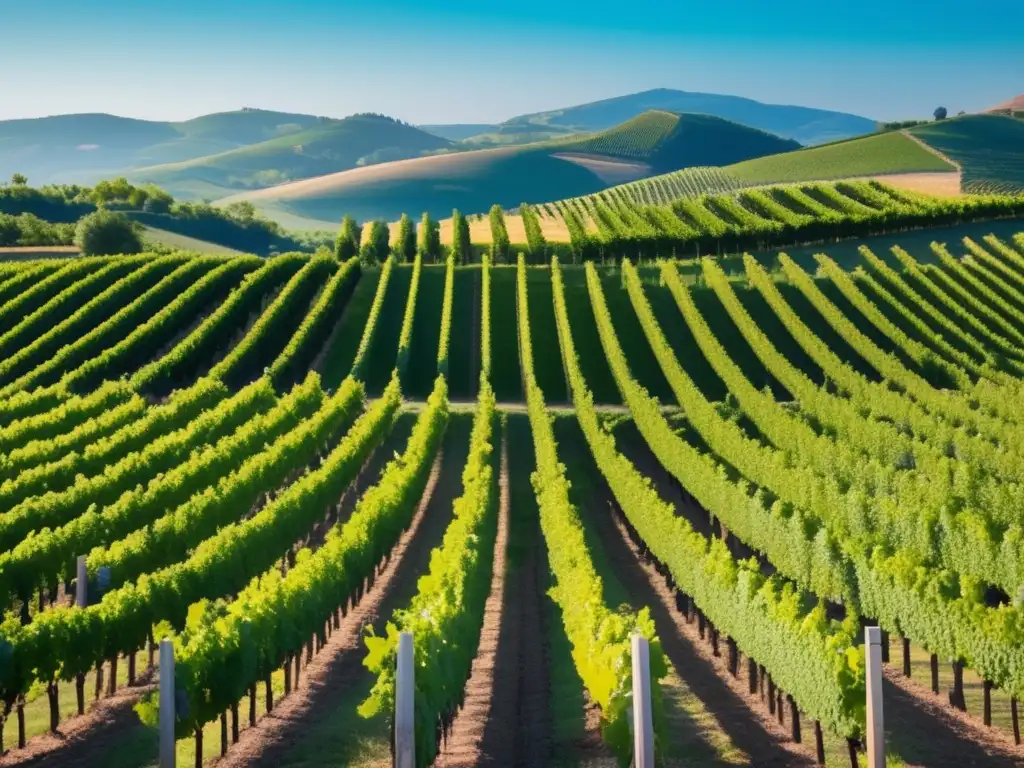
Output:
[{"xmin": 2, "ymin": 0, "xmax": 1022, "ymax": 125}]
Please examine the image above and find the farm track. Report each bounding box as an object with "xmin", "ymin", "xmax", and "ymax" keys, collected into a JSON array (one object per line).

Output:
[
  {"xmin": 434, "ymin": 431, "xmax": 510, "ymax": 767},
  {"xmin": 212, "ymin": 417, "xmax": 471, "ymax": 768}
]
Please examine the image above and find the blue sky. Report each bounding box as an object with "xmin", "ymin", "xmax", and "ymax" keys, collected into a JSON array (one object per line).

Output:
[{"xmin": 1, "ymin": 0, "xmax": 1021, "ymax": 124}]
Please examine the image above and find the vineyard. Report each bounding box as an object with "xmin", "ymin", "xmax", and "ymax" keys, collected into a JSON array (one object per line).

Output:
[
  {"xmin": 555, "ymin": 179, "xmax": 1024, "ymax": 261},
  {"xmin": 3, "ymin": 228, "xmax": 1024, "ymax": 768}
]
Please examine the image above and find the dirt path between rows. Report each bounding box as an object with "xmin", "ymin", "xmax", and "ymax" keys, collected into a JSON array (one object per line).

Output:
[
  {"xmin": 0, "ymin": 674, "xmax": 155, "ymax": 768},
  {"xmin": 213, "ymin": 420, "xmax": 469, "ymax": 767},
  {"xmin": 434, "ymin": 432, "xmax": 510, "ymax": 767},
  {"xmin": 880, "ymin": 666, "xmax": 1024, "ymax": 767}
]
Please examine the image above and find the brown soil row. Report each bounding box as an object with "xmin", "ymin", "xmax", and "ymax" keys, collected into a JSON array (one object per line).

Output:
[
  {"xmin": 434, "ymin": 431, "xmax": 510, "ymax": 766},
  {"xmin": 0, "ymin": 672, "xmax": 155, "ymax": 768},
  {"xmin": 880, "ymin": 664, "xmax": 1024, "ymax": 766}
]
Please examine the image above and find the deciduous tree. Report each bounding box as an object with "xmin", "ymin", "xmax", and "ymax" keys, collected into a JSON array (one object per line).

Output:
[{"xmin": 74, "ymin": 210, "xmax": 144, "ymax": 256}]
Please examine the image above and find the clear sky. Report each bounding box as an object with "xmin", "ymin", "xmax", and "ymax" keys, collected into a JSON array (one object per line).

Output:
[{"xmin": 1, "ymin": 0, "xmax": 1021, "ymax": 124}]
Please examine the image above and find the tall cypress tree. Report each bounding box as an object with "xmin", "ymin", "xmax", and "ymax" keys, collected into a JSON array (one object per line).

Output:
[
  {"xmin": 417, "ymin": 212, "xmax": 440, "ymax": 263},
  {"xmin": 489, "ymin": 205, "xmax": 510, "ymax": 264},
  {"xmin": 360, "ymin": 220, "xmax": 390, "ymax": 265},
  {"xmin": 395, "ymin": 213, "xmax": 416, "ymax": 263},
  {"xmin": 335, "ymin": 215, "xmax": 361, "ymax": 261},
  {"xmin": 451, "ymin": 209, "xmax": 471, "ymax": 264}
]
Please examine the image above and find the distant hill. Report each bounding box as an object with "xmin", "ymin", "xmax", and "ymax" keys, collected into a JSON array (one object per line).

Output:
[
  {"xmin": 500, "ymin": 88, "xmax": 876, "ymax": 146},
  {"xmin": 910, "ymin": 114, "xmax": 1024, "ymax": 193},
  {"xmin": 130, "ymin": 114, "xmax": 453, "ymax": 199},
  {"xmin": 220, "ymin": 110, "xmax": 798, "ymax": 226},
  {"xmin": 985, "ymin": 95, "xmax": 1024, "ymax": 113},
  {"xmin": 0, "ymin": 108, "xmax": 329, "ymax": 185},
  {"xmin": 419, "ymin": 124, "xmax": 498, "ymax": 141},
  {"xmin": 558, "ymin": 111, "xmax": 800, "ymax": 170}
]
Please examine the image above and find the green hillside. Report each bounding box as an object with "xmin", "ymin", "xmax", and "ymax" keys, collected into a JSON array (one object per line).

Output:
[
  {"xmin": 226, "ymin": 111, "xmax": 797, "ymax": 225},
  {"xmin": 131, "ymin": 114, "xmax": 453, "ymax": 199},
  {"xmin": 727, "ymin": 130, "xmax": 954, "ymax": 184},
  {"xmin": 910, "ymin": 114, "xmax": 1024, "ymax": 193},
  {"xmin": 562, "ymin": 111, "xmax": 800, "ymax": 170}
]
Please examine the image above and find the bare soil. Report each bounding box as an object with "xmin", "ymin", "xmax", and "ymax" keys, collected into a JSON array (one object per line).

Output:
[
  {"xmin": 434, "ymin": 432, "xmax": 510, "ymax": 767},
  {"xmin": 0, "ymin": 669, "xmax": 156, "ymax": 768},
  {"xmin": 879, "ymin": 661, "xmax": 1024, "ymax": 767}
]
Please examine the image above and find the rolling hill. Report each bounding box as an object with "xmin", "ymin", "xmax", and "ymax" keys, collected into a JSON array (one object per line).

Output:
[
  {"xmin": 909, "ymin": 114, "xmax": 1024, "ymax": 193},
  {"xmin": 548, "ymin": 126, "xmax": 972, "ymax": 210},
  {"xmin": 129, "ymin": 114, "xmax": 453, "ymax": 199},
  {"xmin": 0, "ymin": 109, "xmax": 330, "ymax": 185},
  {"xmin": 221, "ymin": 111, "xmax": 800, "ymax": 227},
  {"xmin": 727, "ymin": 129, "xmax": 955, "ymax": 183}
]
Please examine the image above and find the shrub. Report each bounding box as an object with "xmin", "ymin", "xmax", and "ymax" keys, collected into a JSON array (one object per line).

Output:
[{"xmin": 73, "ymin": 210, "xmax": 143, "ymax": 256}]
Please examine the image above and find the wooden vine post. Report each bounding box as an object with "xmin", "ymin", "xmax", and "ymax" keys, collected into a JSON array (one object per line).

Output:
[
  {"xmin": 159, "ymin": 638, "xmax": 176, "ymax": 768},
  {"xmin": 631, "ymin": 634, "xmax": 655, "ymax": 768},
  {"xmin": 75, "ymin": 555, "xmax": 88, "ymax": 715},
  {"xmin": 395, "ymin": 631, "xmax": 415, "ymax": 768},
  {"xmin": 865, "ymin": 626, "xmax": 886, "ymax": 768}
]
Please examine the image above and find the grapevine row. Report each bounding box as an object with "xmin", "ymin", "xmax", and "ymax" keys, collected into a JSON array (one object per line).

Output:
[
  {"xmin": 0, "ymin": 258, "xmax": 221, "ymax": 395},
  {"xmin": 0, "ymin": 379, "xmax": 276, "ymax": 565},
  {"xmin": 0, "ymin": 376, "xmax": 325, "ymax": 609},
  {"xmin": 395, "ymin": 254, "xmax": 423, "ymax": 381},
  {"xmin": 209, "ymin": 256, "xmax": 337, "ymax": 389},
  {"xmin": 0, "ymin": 256, "xmax": 189, "ymax": 389},
  {"xmin": 168, "ymin": 375, "xmax": 443, "ymax": 739},
  {"xmin": 0, "ymin": 375, "xmax": 398, "ymax": 703},
  {"xmin": 350, "ymin": 256, "xmax": 394, "ymax": 381},
  {"xmin": 0, "ymin": 378, "xmax": 228, "ymax": 509},
  {"xmin": 131, "ymin": 254, "xmax": 305, "ymax": 394},
  {"xmin": 437, "ymin": 256, "xmax": 454, "ymax": 376},
  {"xmin": 267, "ymin": 256, "xmax": 361, "ymax": 392},
  {"xmin": 517, "ymin": 254, "xmax": 659, "ymax": 761},
  {"xmin": 553, "ymin": 256, "xmax": 864, "ymax": 738},
  {"xmin": 66, "ymin": 257, "xmax": 261, "ymax": 393},
  {"xmin": 363, "ymin": 379, "xmax": 495, "ymax": 765}
]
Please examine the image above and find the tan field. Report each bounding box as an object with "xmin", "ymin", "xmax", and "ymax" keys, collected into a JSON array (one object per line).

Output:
[
  {"xmin": 0, "ymin": 246, "xmax": 79, "ymax": 259},
  {"xmin": 869, "ymin": 171, "xmax": 964, "ymax": 198},
  {"xmin": 368, "ymin": 211, "xmax": 575, "ymax": 247}
]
